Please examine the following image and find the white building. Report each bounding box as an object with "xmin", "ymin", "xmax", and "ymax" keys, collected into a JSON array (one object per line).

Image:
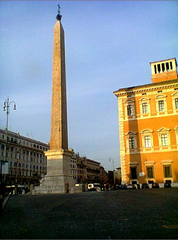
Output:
[{"xmin": 0, "ymin": 128, "xmax": 49, "ymax": 188}]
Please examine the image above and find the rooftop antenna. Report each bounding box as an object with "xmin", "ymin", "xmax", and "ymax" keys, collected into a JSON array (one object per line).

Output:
[{"xmin": 56, "ymin": 4, "xmax": 62, "ymax": 21}]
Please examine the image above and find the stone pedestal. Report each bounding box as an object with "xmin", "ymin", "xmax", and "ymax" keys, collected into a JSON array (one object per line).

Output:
[{"xmin": 33, "ymin": 149, "xmax": 77, "ymax": 194}]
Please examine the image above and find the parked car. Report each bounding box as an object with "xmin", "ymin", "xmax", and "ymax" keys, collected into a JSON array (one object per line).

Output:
[
  {"xmin": 120, "ymin": 184, "xmax": 127, "ymax": 190},
  {"xmin": 127, "ymin": 184, "xmax": 136, "ymax": 189},
  {"xmin": 88, "ymin": 183, "xmax": 101, "ymax": 192},
  {"xmin": 152, "ymin": 182, "xmax": 159, "ymax": 188},
  {"xmin": 164, "ymin": 182, "xmax": 171, "ymax": 188},
  {"xmin": 142, "ymin": 183, "xmax": 149, "ymax": 189}
]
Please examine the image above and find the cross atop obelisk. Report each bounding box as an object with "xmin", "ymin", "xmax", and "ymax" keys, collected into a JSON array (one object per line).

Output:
[
  {"xmin": 50, "ymin": 5, "xmax": 68, "ymax": 150},
  {"xmin": 56, "ymin": 4, "xmax": 62, "ymax": 21}
]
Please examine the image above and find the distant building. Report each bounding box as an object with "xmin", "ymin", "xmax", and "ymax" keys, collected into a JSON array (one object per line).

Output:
[
  {"xmin": 100, "ymin": 165, "xmax": 109, "ymax": 185},
  {"xmin": 73, "ymin": 153, "xmax": 87, "ymax": 184},
  {"xmin": 114, "ymin": 57, "xmax": 178, "ymax": 187},
  {"xmin": 108, "ymin": 170, "xmax": 114, "ymax": 186},
  {"xmin": 0, "ymin": 127, "xmax": 106, "ymax": 190},
  {"xmin": 70, "ymin": 152, "xmax": 101, "ymax": 185},
  {"xmin": 114, "ymin": 167, "xmax": 121, "ymax": 185},
  {"xmin": 0, "ymin": 129, "xmax": 49, "ymax": 188},
  {"xmin": 86, "ymin": 158, "xmax": 101, "ymax": 183},
  {"xmin": 107, "ymin": 168, "xmax": 121, "ymax": 188}
]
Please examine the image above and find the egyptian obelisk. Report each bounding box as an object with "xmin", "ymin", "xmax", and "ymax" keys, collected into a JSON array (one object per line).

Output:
[
  {"xmin": 50, "ymin": 5, "xmax": 68, "ymax": 151},
  {"xmin": 33, "ymin": 6, "xmax": 75, "ymax": 194}
]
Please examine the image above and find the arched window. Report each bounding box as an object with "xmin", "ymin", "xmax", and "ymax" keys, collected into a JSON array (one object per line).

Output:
[
  {"xmin": 155, "ymin": 94, "xmax": 167, "ymax": 114},
  {"xmin": 171, "ymin": 92, "xmax": 178, "ymax": 112},
  {"xmin": 161, "ymin": 160, "xmax": 173, "ymax": 182},
  {"xmin": 124, "ymin": 99, "xmax": 135, "ymax": 118},
  {"xmin": 139, "ymin": 97, "xmax": 151, "ymax": 117},
  {"xmin": 157, "ymin": 127, "xmax": 171, "ymax": 149},
  {"xmin": 141, "ymin": 129, "xmax": 154, "ymax": 150},
  {"xmin": 125, "ymin": 131, "xmax": 137, "ymax": 152}
]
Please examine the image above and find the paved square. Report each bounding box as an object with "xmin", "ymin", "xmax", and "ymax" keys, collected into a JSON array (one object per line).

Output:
[{"xmin": 0, "ymin": 188, "xmax": 178, "ymax": 239}]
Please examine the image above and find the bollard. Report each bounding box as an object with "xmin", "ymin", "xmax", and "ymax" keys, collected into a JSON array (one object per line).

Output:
[{"xmin": 30, "ymin": 184, "xmax": 34, "ymax": 194}]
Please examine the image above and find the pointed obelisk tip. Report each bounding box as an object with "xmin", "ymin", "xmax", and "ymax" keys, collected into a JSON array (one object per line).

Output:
[{"xmin": 56, "ymin": 4, "xmax": 62, "ymax": 21}]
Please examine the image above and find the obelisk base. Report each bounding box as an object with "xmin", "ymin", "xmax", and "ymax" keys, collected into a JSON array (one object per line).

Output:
[{"xmin": 33, "ymin": 149, "xmax": 81, "ymax": 194}]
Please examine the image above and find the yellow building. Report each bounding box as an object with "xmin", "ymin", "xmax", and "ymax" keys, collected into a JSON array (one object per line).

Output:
[{"xmin": 114, "ymin": 58, "xmax": 178, "ymax": 187}]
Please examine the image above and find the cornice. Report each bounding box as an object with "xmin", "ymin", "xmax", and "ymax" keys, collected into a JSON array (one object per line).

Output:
[
  {"xmin": 114, "ymin": 80, "xmax": 178, "ymax": 97},
  {"xmin": 0, "ymin": 128, "xmax": 49, "ymax": 147}
]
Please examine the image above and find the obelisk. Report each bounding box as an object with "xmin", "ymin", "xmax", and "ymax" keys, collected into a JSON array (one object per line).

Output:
[
  {"xmin": 33, "ymin": 6, "xmax": 75, "ymax": 194},
  {"xmin": 50, "ymin": 6, "xmax": 68, "ymax": 151}
]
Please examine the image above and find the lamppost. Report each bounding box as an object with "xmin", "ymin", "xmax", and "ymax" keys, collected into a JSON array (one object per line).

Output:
[
  {"xmin": 15, "ymin": 152, "xmax": 20, "ymax": 194},
  {"xmin": 109, "ymin": 157, "xmax": 115, "ymax": 186},
  {"xmin": 2, "ymin": 97, "xmax": 16, "ymax": 186},
  {"xmin": 109, "ymin": 157, "xmax": 115, "ymax": 171},
  {"xmin": 3, "ymin": 97, "xmax": 16, "ymax": 132}
]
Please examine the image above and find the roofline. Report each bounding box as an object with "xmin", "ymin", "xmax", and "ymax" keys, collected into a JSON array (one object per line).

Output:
[
  {"xmin": 0, "ymin": 128, "xmax": 49, "ymax": 146},
  {"xmin": 113, "ymin": 78, "xmax": 178, "ymax": 94},
  {"xmin": 149, "ymin": 57, "xmax": 177, "ymax": 65},
  {"xmin": 87, "ymin": 158, "xmax": 101, "ymax": 165}
]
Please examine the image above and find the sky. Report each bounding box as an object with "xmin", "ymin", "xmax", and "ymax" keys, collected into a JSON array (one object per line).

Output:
[{"xmin": 0, "ymin": 1, "xmax": 178, "ymax": 171}]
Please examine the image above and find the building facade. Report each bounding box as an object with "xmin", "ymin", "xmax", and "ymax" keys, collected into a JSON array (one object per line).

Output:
[
  {"xmin": 70, "ymin": 152, "xmax": 101, "ymax": 185},
  {"xmin": 114, "ymin": 58, "xmax": 178, "ymax": 187},
  {"xmin": 0, "ymin": 127, "xmax": 104, "ymax": 190},
  {"xmin": 0, "ymin": 129, "xmax": 49, "ymax": 188},
  {"xmin": 86, "ymin": 158, "xmax": 101, "ymax": 183},
  {"xmin": 100, "ymin": 165, "xmax": 109, "ymax": 186},
  {"xmin": 114, "ymin": 167, "xmax": 121, "ymax": 185}
]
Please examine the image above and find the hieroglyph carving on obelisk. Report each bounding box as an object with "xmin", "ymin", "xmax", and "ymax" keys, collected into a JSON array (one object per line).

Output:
[{"xmin": 50, "ymin": 5, "xmax": 68, "ymax": 150}]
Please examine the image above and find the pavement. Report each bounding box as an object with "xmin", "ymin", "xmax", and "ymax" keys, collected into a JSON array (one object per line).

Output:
[{"xmin": 0, "ymin": 188, "xmax": 178, "ymax": 239}]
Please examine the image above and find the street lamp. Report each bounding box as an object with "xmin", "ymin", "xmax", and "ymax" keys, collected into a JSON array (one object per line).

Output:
[
  {"xmin": 3, "ymin": 97, "xmax": 16, "ymax": 133},
  {"xmin": 109, "ymin": 157, "xmax": 115, "ymax": 186},
  {"xmin": 15, "ymin": 152, "xmax": 20, "ymax": 194},
  {"xmin": 2, "ymin": 97, "xmax": 16, "ymax": 186},
  {"xmin": 109, "ymin": 157, "xmax": 115, "ymax": 171},
  {"xmin": 3, "ymin": 97, "xmax": 16, "ymax": 161}
]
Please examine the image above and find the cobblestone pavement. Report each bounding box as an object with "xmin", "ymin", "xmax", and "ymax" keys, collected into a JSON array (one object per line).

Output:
[{"xmin": 0, "ymin": 188, "xmax": 178, "ymax": 239}]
